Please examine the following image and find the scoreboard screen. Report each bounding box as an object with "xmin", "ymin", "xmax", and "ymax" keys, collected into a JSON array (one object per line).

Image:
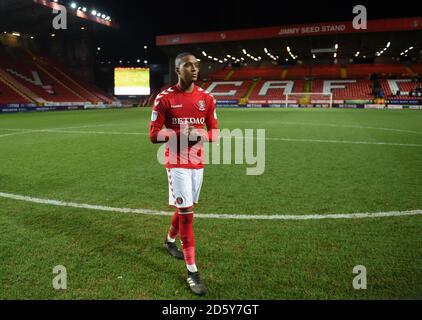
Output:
[{"xmin": 114, "ymin": 67, "xmax": 150, "ymax": 95}]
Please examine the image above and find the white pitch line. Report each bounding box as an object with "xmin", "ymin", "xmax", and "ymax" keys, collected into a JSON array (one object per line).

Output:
[
  {"xmin": 0, "ymin": 131, "xmax": 34, "ymax": 138},
  {"xmin": 255, "ymin": 137, "xmax": 422, "ymax": 148},
  {"xmin": 2, "ymin": 127, "xmax": 420, "ymax": 148},
  {"xmin": 223, "ymin": 120, "xmax": 422, "ymax": 135},
  {"xmin": 0, "ymin": 192, "xmax": 421, "ymax": 221},
  {"xmin": 0, "ymin": 124, "xmax": 113, "ymax": 132}
]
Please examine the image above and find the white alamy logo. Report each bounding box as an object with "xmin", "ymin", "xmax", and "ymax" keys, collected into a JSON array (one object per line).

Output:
[
  {"xmin": 52, "ymin": 265, "xmax": 67, "ymax": 290},
  {"xmin": 52, "ymin": 5, "xmax": 67, "ymax": 30},
  {"xmin": 156, "ymin": 127, "xmax": 266, "ymax": 176}
]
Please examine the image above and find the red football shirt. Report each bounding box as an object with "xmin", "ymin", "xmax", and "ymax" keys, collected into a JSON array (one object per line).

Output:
[{"xmin": 149, "ymin": 84, "xmax": 219, "ymax": 169}]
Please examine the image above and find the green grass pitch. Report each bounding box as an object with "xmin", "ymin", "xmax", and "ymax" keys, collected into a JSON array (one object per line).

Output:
[{"xmin": 0, "ymin": 107, "xmax": 421, "ymax": 299}]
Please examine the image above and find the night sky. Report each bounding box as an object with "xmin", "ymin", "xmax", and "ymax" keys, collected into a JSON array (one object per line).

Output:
[{"xmin": 88, "ymin": 0, "xmax": 418, "ymax": 64}]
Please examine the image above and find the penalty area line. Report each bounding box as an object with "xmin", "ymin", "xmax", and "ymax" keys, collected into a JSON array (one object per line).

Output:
[{"xmin": 0, "ymin": 192, "xmax": 421, "ymax": 221}]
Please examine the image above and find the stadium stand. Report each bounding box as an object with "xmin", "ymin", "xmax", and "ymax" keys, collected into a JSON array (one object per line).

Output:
[
  {"xmin": 312, "ymin": 79, "xmax": 373, "ymax": 100},
  {"xmin": 411, "ymin": 64, "xmax": 422, "ymax": 76},
  {"xmin": 0, "ymin": 78, "xmax": 32, "ymax": 104},
  {"xmin": 227, "ymin": 67, "xmax": 283, "ymax": 80},
  {"xmin": 248, "ymin": 80, "xmax": 306, "ymax": 102},
  {"xmin": 201, "ymin": 80, "xmax": 252, "ymax": 100},
  {"xmin": 0, "ymin": 44, "xmax": 115, "ymax": 105},
  {"xmin": 346, "ymin": 64, "xmax": 412, "ymax": 78},
  {"xmin": 198, "ymin": 63, "xmax": 422, "ymax": 104},
  {"xmin": 380, "ymin": 79, "xmax": 422, "ymax": 97}
]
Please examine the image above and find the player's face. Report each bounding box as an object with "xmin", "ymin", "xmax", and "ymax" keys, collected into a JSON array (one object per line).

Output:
[{"xmin": 177, "ymin": 55, "xmax": 200, "ymax": 83}]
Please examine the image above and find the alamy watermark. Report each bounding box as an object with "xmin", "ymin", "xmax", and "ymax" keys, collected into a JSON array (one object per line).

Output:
[
  {"xmin": 352, "ymin": 5, "xmax": 367, "ymax": 30},
  {"xmin": 352, "ymin": 265, "xmax": 367, "ymax": 290},
  {"xmin": 155, "ymin": 127, "xmax": 266, "ymax": 176},
  {"xmin": 52, "ymin": 265, "xmax": 67, "ymax": 290},
  {"xmin": 52, "ymin": 5, "xmax": 67, "ymax": 30}
]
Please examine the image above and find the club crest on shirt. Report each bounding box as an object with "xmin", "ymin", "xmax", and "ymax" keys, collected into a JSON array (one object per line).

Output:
[
  {"xmin": 176, "ymin": 197, "xmax": 184, "ymax": 205},
  {"xmin": 196, "ymin": 100, "xmax": 206, "ymax": 111}
]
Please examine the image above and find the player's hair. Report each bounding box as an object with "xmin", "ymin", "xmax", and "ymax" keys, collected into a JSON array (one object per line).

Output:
[{"xmin": 175, "ymin": 52, "xmax": 196, "ymax": 68}]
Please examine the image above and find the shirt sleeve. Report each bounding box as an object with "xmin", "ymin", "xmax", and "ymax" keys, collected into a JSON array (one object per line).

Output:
[
  {"xmin": 149, "ymin": 97, "xmax": 167, "ymax": 143},
  {"xmin": 204, "ymin": 95, "xmax": 219, "ymax": 142}
]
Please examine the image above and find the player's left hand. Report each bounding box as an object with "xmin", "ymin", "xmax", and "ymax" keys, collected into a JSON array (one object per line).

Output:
[{"xmin": 187, "ymin": 124, "xmax": 201, "ymax": 145}]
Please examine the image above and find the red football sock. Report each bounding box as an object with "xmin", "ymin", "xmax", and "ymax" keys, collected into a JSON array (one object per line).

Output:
[
  {"xmin": 167, "ymin": 209, "xmax": 179, "ymax": 240},
  {"xmin": 179, "ymin": 212, "xmax": 195, "ymax": 267}
]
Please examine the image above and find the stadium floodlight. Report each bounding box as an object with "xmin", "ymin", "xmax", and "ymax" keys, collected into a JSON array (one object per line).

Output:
[
  {"xmin": 51, "ymin": 33, "xmax": 55, "ymax": 37},
  {"xmin": 101, "ymin": 14, "xmax": 106, "ymax": 19},
  {"xmin": 313, "ymin": 54, "xmax": 316, "ymax": 59},
  {"xmin": 208, "ymin": 55, "xmax": 213, "ymax": 59},
  {"xmin": 137, "ymin": 59, "xmax": 140, "ymax": 63},
  {"xmin": 91, "ymin": 10, "xmax": 97, "ymax": 16},
  {"xmin": 70, "ymin": 2, "xmax": 77, "ymax": 9},
  {"xmin": 97, "ymin": 47, "xmax": 101, "ymax": 51},
  {"xmin": 218, "ymin": 60, "xmax": 223, "ymax": 63},
  {"xmin": 242, "ymin": 49, "xmax": 247, "ymax": 54},
  {"xmin": 386, "ymin": 42, "xmax": 391, "ymax": 48},
  {"xmin": 264, "ymin": 48, "xmax": 268, "ymax": 53},
  {"xmin": 97, "ymin": 13, "xmax": 101, "ymax": 17},
  {"xmin": 119, "ymin": 60, "xmax": 122, "ymax": 63},
  {"xmin": 144, "ymin": 60, "xmax": 148, "ymax": 64},
  {"xmin": 334, "ymin": 43, "xmax": 338, "ymax": 50},
  {"xmin": 227, "ymin": 54, "xmax": 231, "ymax": 58},
  {"xmin": 30, "ymin": 36, "xmax": 34, "ymax": 39},
  {"xmin": 82, "ymin": 7, "xmax": 87, "ymax": 12},
  {"xmin": 409, "ymin": 46, "xmax": 414, "ymax": 50},
  {"xmin": 80, "ymin": 26, "xmax": 85, "ymax": 30},
  {"xmin": 333, "ymin": 53, "xmax": 337, "ymax": 58},
  {"xmin": 202, "ymin": 51, "xmax": 207, "ymax": 56},
  {"xmin": 287, "ymin": 46, "xmax": 291, "ymax": 52},
  {"xmin": 12, "ymin": 32, "xmax": 21, "ymax": 37},
  {"xmin": 144, "ymin": 45, "xmax": 147, "ymax": 49}
]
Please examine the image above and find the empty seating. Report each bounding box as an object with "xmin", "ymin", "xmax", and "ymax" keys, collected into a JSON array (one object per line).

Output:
[
  {"xmin": 201, "ymin": 81, "xmax": 252, "ymax": 100},
  {"xmin": 0, "ymin": 45, "xmax": 114, "ymax": 104},
  {"xmin": 312, "ymin": 80, "xmax": 373, "ymax": 100},
  {"xmin": 249, "ymin": 80, "xmax": 305, "ymax": 102},
  {"xmin": 0, "ymin": 81, "xmax": 31, "ymax": 104},
  {"xmin": 380, "ymin": 79, "xmax": 422, "ymax": 97},
  {"xmin": 347, "ymin": 64, "xmax": 411, "ymax": 78},
  {"xmin": 229, "ymin": 67, "xmax": 283, "ymax": 80}
]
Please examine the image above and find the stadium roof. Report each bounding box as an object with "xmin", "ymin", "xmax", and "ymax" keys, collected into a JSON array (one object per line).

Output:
[
  {"xmin": 156, "ymin": 18, "xmax": 422, "ymax": 64},
  {"xmin": 157, "ymin": 18, "xmax": 422, "ymax": 46},
  {"xmin": 0, "ymin": 0, "xmax": 118, "ymax": 35}
]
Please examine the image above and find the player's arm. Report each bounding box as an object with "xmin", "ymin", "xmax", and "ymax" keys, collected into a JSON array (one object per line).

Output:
[
  {"xmin": 202, "ymin": 96, "xmax": 219, "ymax": 142},
  {"xmin": 149, "ymin": 98, "xmax": 177, "ymax": 144}
]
